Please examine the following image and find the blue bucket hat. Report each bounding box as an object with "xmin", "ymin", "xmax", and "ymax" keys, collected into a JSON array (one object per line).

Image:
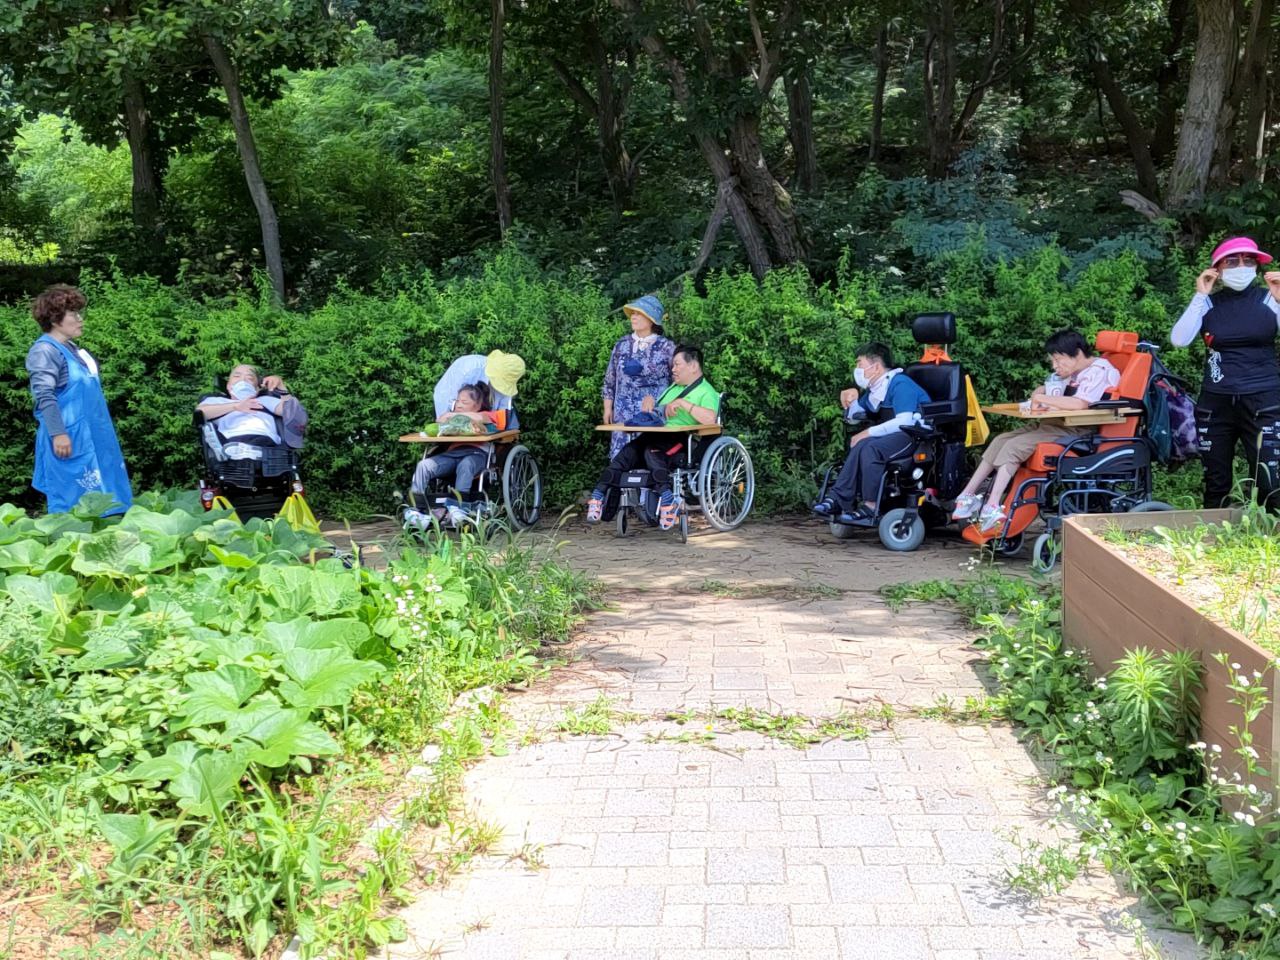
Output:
[{"xmin": 623, "ymin": 295, "xmax": 665, "ymax": 332}]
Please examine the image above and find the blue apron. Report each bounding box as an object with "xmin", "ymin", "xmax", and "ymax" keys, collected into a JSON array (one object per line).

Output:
[{"xmin": 32, "ymin": 335, "xmax": 133, "ymax": 516}]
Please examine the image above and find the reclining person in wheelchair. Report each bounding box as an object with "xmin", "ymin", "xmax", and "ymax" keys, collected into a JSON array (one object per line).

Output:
[
  {"xmin": 196, "ymin": 364, "xmax": 304, "ymax": 458},
  {"xmin": 408, "ymin": 382, "xmax": 502, "ymax": 524},
  {"xmin": 586, "ymin": 345, "xmax": 720, "ymax": 530},
  {"xmin": 951, "ymin": 329, "xmax": 1119, "ymax": 534},
  {"xmin": 811, "ymin": 343, "xmax": 931, "ymax": 526}
]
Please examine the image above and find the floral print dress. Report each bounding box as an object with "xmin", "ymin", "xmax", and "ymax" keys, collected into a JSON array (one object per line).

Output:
[{"xmin": 602, "ymin": 334, "xmax": 675, "ymax": 458}]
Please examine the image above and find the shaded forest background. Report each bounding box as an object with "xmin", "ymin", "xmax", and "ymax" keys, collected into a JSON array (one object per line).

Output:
[{"xmin": 2, "ymin": 0, "xmax": 1277, "ymax": 512}]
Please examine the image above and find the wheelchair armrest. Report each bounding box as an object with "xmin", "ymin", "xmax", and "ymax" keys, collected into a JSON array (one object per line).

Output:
[
  {"xmin": 899, "ymin": 424, "xmax": 935, "ymax": 441},
  {"xmin": 919, "ymin": 401, "xmax": 956, "ymax": 419}
]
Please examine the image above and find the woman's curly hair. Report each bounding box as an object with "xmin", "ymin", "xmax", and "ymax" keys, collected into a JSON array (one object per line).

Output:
[{"xmin": 32, "ymin": 285, "xmax": 87, "ymax": 333}]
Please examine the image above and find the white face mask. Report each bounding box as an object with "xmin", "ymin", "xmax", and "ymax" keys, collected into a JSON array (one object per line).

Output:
[
  {"xmin": 1221, "ymin": 266, "xmax": 1257, "ymax": 291},
  {"xmin": 229, "ymin": 380, "xmax": 258, "ymax": 400},
  {"xmin": 853, "ymin": 367, "xmax": 870, "ymax": 389}
]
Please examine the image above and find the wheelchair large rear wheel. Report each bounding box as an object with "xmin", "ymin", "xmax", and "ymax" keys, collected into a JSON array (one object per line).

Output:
[
  {"xmin": 699, "ymin": 437, "xmax": 755, "ymax": 532},
  {"xmin": 502, "ymin": 444, "xmax": 542, "ymax": 530}
]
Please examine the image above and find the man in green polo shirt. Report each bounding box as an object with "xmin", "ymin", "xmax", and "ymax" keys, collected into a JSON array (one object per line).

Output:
[{"xmin": 587, "ymin": 345, "xmax": 721, "ymax": 529}]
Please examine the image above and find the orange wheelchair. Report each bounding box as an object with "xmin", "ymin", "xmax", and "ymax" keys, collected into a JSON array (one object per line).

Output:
[{"xmin": 960, "ymin": 331, "xmax": 1172, "ymax": 570}]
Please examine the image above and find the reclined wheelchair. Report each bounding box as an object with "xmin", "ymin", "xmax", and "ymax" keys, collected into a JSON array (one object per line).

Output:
[
  {"xmin": 403, "ymin": 427, "xmax": 542, "ymax": 532},
  {"xmin": 606, "ymin": 404, "xmax": 755, "ymax": 544},
  {"xmin": 196, "ymin": 408, "xmax": 304, "ymax": 521},
  {"xmin": 817, "ymin": 313, "xmax": 972, "ymax": 552},
  {"xmin": 959, "ymin": 330, "xmax": 1172, "ymax": 571}
]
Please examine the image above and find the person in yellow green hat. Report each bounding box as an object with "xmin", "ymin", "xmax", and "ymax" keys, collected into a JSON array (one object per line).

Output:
[{"xmin": 432, "ymin": 350, "xmax": 526, "ymax": 426}]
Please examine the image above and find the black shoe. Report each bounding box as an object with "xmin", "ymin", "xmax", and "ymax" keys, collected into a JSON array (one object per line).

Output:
[
  {"xmin": 836, "ymin": 505, "xmax": 877, "ymax": 527},
  {"xmin": 811, "ymin": 497, "xmax": 837, "ymax": 517}
]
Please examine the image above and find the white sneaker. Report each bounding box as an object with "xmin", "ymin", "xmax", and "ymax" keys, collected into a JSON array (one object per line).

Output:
[
  {"xmin": 976, "ymin": 504, "xmax": 1007, "ymax": 534},
  {"xmin": 951, "ymin": 493, "xmax": 982, "ymax": 521},
  {"xmin": 403, "ymin": 507, "xmax": 429, "ymax": 530},
  {"xmin": 446, "ymin": 505, "xmax": 468, "ymax": 527}
]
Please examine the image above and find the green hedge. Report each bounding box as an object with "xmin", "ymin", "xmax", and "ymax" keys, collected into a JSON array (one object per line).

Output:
[{"xmin": 0, "ymin": 246, "xmax": 1200, "ymax": 517}]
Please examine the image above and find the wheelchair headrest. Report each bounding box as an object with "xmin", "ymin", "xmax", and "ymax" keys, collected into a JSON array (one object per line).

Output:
[
  {"xmin": 912, "ymin": 313, "xmax": 956, "ymax": 346},
  {"xmin": 1095, "ymin": 331, "xmax": 1138, "ymax": 355}
]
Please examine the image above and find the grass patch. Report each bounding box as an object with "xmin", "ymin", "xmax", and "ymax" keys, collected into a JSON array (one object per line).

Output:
[
  {"xmin": 0, "ymin": 491, "xmax": 594, "ymax": 959},
  {"xmin": 699, "ymin": 578, "xmax": 843, "ymax": 601}
]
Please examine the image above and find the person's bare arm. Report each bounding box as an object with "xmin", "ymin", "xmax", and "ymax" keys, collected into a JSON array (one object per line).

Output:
[{"xmin": 199, "ymin": 397, "xmax": 264, "ymax": 421}]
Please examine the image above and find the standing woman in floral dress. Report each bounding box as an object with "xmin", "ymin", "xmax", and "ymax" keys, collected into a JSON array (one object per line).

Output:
[{"xmin": 600, "ymin": 295, "xmax": 676, "ymax": 459}]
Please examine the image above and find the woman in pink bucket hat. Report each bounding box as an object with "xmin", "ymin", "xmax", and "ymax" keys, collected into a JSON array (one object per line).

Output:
[{"xmin": 1170, "ymin": 236, "xmax": 1280, "ymax": 510}]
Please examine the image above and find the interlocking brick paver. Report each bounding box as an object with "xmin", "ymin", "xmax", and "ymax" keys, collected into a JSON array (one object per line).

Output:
[{"xmin": 385, "ymin": 528, "xmax": 1204, "ymax": 960}]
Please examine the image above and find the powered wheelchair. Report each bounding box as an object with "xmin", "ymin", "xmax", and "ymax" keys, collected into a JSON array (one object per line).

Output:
[
  {"xmin": 196, "ymin": 395, "xmax": 305, "ymax": 521},
  {"xmin": 817, "ymin": 313, "xmax": 973, "ymax": 552},
  {"xmin": 959, "ymin": 330, "xmax": 1171, "ymax": 571},
  {"xmin": 605, "ymin": 404, "xmax": 755, "ymax": 544}
]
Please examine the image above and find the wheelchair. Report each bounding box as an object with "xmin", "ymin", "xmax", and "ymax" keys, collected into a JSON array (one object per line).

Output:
[
  {"xmin": 817, "ymin": 313, "xmax": 973, "ymax": 552},
  {"xmin": 959, "ymin": 331, "xmax": 1172, "ymax": 571},
  {"xmin": 404, "ymin": 428, "xmax": 542, "ymax": 532},
  {"xmin": 196, "ymin": 412, "xmax": 304, "ymax": 521},
  {"xmin": 608, "ymin": 408, "xmax": 755, "ymax": 544}
]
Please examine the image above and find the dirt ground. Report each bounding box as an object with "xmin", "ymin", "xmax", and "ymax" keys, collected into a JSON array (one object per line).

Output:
[{"xmin": 323, "ymin": 513, "xmax": 995, "ymax": 592}]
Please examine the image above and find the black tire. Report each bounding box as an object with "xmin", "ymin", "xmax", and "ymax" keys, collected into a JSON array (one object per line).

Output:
[
  {"xmin": 699, "ymin": 436, "xmax": 755, "ymax": 532},
  {"xmin": 1031, "ymin": 532, "xmax": 1059, "ymax": 573},
  {"xmin": 878, "ymin": 508, "xmax": 926, "ymax": 552},
  {"xmin": 677, "ymin": 508, "xmax": 689, "ymax": 544},
  {"xmin": 996, "ymin": 532, "xmax": 1024, "ymax": 557},
  {"xmin": 1129, "ymin": 500, "xmax": 1174, "ymax": 513},
  {"xmin": 829, "ymin": 521, "xmax": 859, "ymax": 540},
  {"xmin": 615, "ymin": 507, "xmax": 628, "ymax": 538},
  {"xmin": 502, "ymin": 444, "xmax": 541, "ymax": 530}
]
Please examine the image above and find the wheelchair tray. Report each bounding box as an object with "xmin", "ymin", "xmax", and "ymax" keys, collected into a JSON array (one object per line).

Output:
[
  {"xmin": 980, "ymin": 403, "xmax": 1141, "ymax": 426},
  {"xmin": 399, "ymin": 429, "xmax": 521, "ymax": 444},
  {"xmin": 594, "ymin": 424, "xmax": 722, "ymax": 436}
]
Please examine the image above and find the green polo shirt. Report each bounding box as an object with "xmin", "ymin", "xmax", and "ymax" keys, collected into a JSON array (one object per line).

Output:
[{"xmin": 658, "ymin": 378, "xmax": 721, "ymax": 427}]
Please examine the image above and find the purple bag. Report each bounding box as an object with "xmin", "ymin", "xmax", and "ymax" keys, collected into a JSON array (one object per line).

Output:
[{"xmin": 1164, "ymin": 384, "xmax": 1199, "ymax": 463}]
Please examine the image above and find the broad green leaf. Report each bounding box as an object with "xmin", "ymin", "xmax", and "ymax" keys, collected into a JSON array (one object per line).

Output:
[
  {"xmin": 207, "ymin": 544, "xmax": 258, "ymax": 569},
  {"xmin": 33, "ymin": 514, "xmax": 93, "ymax": 538},
  {"xmin": 261, "ymin": 617, "xmax": 370, "ymax": 654},
  {"xmin": 119, "ymin": 506, "xmax": 206, "ymax": 538},
  {"xmin": 6, "ymin": 572, "xmax": 81, "ymax": 616},
  {"xmin": 278, "ymin": 646, "xmax": 383, "ymax": 709},
  {"xmin": 257, "ymin": 565, "xmax": 316, "ymax": 615},
  {"xmin": 235, "ymin": 707, "xmax": 340, "ymax": 767},
  {"xmin": 128, "ymin": 741, "xmax": 202, "ymax": 782},
  {"xmin": 1203, "ymin": 896, "xmax": 1250, "ymax": 924},
  {"xmin": 72, "ymin": 529, "xmax": 182, "ymax": 577},
  {"xmin": 70, "ymin": 624, "xmax": 144, "ymax": 671},
  {"xmin": 98, "ymin": 812, "xmax": 154, "ymax": 852},
  {"xmin": 182, "ymin": 665, "xmax": 265, "ymax": 724},
  {"xmin": 169, "ymin": 748, "xmax": 250, "ymax": 816},
  {"xmin": 0, "ymin": 539, "xmax": 53, "ymax": 573}
]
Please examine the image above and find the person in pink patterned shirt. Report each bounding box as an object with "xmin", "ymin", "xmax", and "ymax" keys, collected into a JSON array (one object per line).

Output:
[{"xmin": 951, "ymin": 330, "xmax": 1120, "ymax": 533}]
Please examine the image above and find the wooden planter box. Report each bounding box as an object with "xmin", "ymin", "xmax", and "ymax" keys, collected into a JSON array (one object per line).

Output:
[{"xmin": 1062, "ymin": 509, "xmax": 1277, "ymax": 794}]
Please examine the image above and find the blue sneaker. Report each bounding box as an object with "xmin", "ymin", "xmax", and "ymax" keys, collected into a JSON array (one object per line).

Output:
[{"xmin": 658, "ymin": 491, "xmax": 679, "ymax": 530}]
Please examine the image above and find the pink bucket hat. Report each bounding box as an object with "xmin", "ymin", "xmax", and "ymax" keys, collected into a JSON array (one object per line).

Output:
[{"xmin": 1210, "ymin": 236, "xmax": 1273, "ymax": 266}]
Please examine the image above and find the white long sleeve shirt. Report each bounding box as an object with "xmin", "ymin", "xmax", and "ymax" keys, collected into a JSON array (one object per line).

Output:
[{"xmin": 1170, "ymin": 291, "xmax": 1280, "ymax": 347}]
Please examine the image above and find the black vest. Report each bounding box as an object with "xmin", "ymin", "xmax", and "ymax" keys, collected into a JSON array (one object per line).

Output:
[{"xmin": 1201, "ymin": 287, "xmax": 1280, "ymax": 395}]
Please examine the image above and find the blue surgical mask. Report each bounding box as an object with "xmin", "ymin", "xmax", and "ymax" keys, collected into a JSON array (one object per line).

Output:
[{"xmin": 229, "ymin": 380, "xmax": 258, "ymax": 400}]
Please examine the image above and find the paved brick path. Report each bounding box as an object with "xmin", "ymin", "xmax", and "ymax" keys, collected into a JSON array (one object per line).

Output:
[{"xmin": 372, "ymin": 522, "xmax": 1202, "ymax": 959}]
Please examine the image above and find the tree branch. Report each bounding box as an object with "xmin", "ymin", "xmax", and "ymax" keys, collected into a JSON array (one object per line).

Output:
[{"xmin": 549, "ymin": 57, "xmax": 599, "ymax": 116}]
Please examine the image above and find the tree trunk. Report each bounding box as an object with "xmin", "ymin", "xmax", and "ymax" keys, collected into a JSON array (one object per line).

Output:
[
  {"xmin": 610, "ymin": 0, "xmax": 774, "ymax": 276},
  {"xmin": 1089, "ymin": 51, "xmax": 1163, "ymax": 201},
  {"xmin": 120, "ymin": 72, "xmax": 165, "ymax": 243},
  {"xmin": 1151, "ymin": 0, "xmax": 1191, "ymax": 163},
  {"xmin": 549, "ymin": 25, "xmax": 638, "ymax": 212},
  {"xmin": 1239, "ymin": 0, "xmax": 1273, "ymax": 181},
  {"xmin": 1167, "ymin": 0, "xmax": 1237, "ymax": 210},
  {"xmin": 726, "ymin": 113, "xmax": 807, "ymax": 263},
  {"xmin": 489, "ymin": 0, "xmax": 513, "ymax": 236},
  {"xmin": 1209, "ymin": 0, "xmax": 1260, "ymax": 187},
  {"xmin": 786, "ymin": 69, "xmax": 819, "ymax": 192},
  {"xmin": 869, "ymin": 26, "xmax": 889, "ymax": 162},
  {"xmin": 923, "ymin": 0, "xmax": 958, "ymax": 179},
  {"xmin": 203, "ymin": 33, "xmax": 285, "ymax": 303}
]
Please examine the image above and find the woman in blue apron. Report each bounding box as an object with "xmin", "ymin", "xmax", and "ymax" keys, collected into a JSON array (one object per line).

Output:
[
  {"xmin": 601, "ymin": 295, "xmax": 675, "ymax": 459},
  {"xmin": 24, "ymin": 285, "xmax": 133, "ymax": 516}
]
